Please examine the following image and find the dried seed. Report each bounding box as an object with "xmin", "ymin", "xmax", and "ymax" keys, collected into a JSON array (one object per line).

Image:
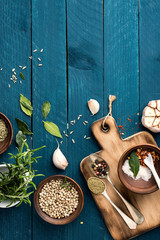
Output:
[
  {"xmin": 33, "ymin": 49, "xmax": 37, "ymax": 52},
  {"xmin": 72, "ymin": 139, "xmax": 75, "ymax": 143}
]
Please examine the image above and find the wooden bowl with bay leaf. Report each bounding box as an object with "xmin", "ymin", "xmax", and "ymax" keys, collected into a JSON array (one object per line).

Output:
[
  {"xmin": 0, "ymin": 113, "xmax": 13, "ymax": 154},
  {"xmin": 118, "ymin": 144, "xmax": 160, "ymax": 194},
  {"xmin": 34, "ymin": 175, "xmax": 84, "ymax": 225}
]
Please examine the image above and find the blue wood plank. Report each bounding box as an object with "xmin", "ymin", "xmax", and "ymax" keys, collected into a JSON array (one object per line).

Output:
[
  {"xmin": 138, "ymin": 0, "xmax": 160, "ymax": 239},
  {"xmin": 67, "ymin": 1, "xmax": 105, "ymax": 240},
  {"xmin": 0, "ymin": 1, "xmax": 32, "ymax": 240},
  {"xmin": 104, "ymin": 0, "xmax": 140, "ymax": 140},
  {"xmin": 31, "ymin": 1, "xmax": 68, "ymax": 239},
  {"xmin": 104, "ymin": 1, "xmax": 139, "ymax": 239}
]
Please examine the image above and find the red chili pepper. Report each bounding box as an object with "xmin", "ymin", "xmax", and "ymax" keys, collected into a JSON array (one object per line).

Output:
[{"xmin": 118, "ymin": 125, "xmax": 123, "ymax": 130}]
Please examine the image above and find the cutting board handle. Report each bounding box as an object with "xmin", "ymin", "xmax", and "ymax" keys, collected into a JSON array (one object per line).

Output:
[{"xmin": 91, "ymin": 116, "xmax": 123, "ymax": 150}]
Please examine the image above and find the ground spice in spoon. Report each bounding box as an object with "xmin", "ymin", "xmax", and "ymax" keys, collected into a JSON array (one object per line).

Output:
[
  {"xmin": 0, "ymin": 119, "xmax": 8, "ymax": 142},
  {"xmin": 87, "ymin": 177, "xmax": 105, "ymax": 194}
]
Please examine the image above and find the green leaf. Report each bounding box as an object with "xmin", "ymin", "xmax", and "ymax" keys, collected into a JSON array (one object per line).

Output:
[
  {"xmin": 16, "ymin": 131, "xmax": 27, "ymax": 148},
  {"xmin": 129, "ymin": 152, "xmax": 140, "ymax": 178},
  {"xmin": 43, "ymin": 121, "xmax": 62, "ymax": 138},
  {"xmin": 42, "ymin": 101, "xmax": 51, "ymax": 119},
  {"xmin": 15, "ymin": 118, "xmax": 33, "ymax": 135},
  {"xmin": 19, "ymin": 72, "xmax": 25, "ymax": 80},
  {"xmin": 19, "ymin": 94, "xmax": 33, "ymax": 117}
]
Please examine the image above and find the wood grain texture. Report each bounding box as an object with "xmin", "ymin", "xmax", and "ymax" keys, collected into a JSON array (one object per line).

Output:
[
  {"xmin": 32, "ymin": 0, "xmax": 67, "ymax": 239},
  {"xmin": 67, "ymin": 0, "xmax": 105, "ymax": 239},
  {"xmin": 104, "ymin": 0, "xmax": 139, "ymax": 139},
  {"xmin": 0, "ymin": 1, "xmax": 32, "ymax": 240},
  {"xmin": 80, "ymin": 116, "xmax": 160, "ymax": 240},
  {"xmin": 139, "ymin": 1, "xmax": 160, "ymax": 239}
]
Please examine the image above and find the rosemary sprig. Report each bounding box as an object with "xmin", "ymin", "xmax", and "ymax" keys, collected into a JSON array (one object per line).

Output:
[
  {"xmin": 60, "ymin": 177, "xmax": 72, "ymax": 190},
  {"xmin": 0, "ymin": 140, "xmax": 45, "ymax": 207}
]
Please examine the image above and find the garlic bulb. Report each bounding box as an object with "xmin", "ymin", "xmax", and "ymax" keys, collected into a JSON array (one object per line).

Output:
[
  {"xmin": 88, "ymin": 99, "xmax": 100, "ymax": 115},
  {"xmin": 53, "ymin": 141, "xmax": 68, "ymax": 170},
  {"xmin": 142, "ymin": 100, "xmax": 160, "ymax": 133}
]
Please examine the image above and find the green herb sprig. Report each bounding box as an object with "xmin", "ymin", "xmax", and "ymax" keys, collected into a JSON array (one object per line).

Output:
[
  {"xmin": 60, "ymin": 177, "xmax": 72, "ymax": 190},
  {"xmin": 0, "ymin": 140, "xmax": 45, "ymax": 207}
]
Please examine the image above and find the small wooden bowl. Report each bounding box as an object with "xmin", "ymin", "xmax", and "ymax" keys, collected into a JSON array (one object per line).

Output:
[
  {"xmin": 118, "ymin": 144, "xmax": 160, "ymax": 194},
  {"xmin": 34, "ymin": 175, "xmax": 84, "ymax": 225},
  {"xmin": 0, "ymin": 113, "xmax": 13, "ymax": 154}
]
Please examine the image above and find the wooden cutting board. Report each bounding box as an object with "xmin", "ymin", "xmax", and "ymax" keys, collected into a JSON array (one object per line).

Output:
[{"xmin": 80, "ymin": 116, "xmax": 160, "ymax": 240}]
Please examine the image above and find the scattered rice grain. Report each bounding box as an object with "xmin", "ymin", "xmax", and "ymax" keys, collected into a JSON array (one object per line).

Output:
[
  {"xmin": 70, "ymin": 131, "xmax": 73, "ymax": 135},
  {"xmin": 38, "ymin": 64, "xmax": 42, "ymax": 67},
  {"xmin": 33, "ymin": 49, "xmax": 37, "ymax": 52},
  {"xmin": 72, "ymin": 139, "xmax": 75, "ymax": 143},
  {"xmin": 22, "ymin": 66, "xmax": 26, "ymax": 70},
  {"xmin": 40, "ymin": 49, "xmax": 43, "ymax": 52},
  {"xmin": 29, "ymin": 56, "xmax": 32, "ymax": 59},
  {"xmin": 8, "ymin": 84, "xmax": 10, "ymax": 88},
  {"xmin": 38, "ymin": 57, "xmax": 41, "ymax": 61},
  {"xmin": 84, "ymin": 135, "xmax": 86, "ymax": 138},
  {"xmin": 86, "ymin": 137, "xmax": 91, "ymax": 140}
]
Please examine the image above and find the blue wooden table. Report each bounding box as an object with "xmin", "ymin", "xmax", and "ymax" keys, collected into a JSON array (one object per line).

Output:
[{"xmin": 0, "ymin": 0, "xmax": 160, "ymax": 239}]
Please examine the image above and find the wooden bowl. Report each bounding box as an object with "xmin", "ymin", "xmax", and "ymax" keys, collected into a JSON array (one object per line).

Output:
[
  {"xmin": 0, "ymin": 113, "xmax": 13, "ymax": 154},
  {"xmin": 118, "ymin": 144, "xmax": 160, "ymax": 194},
  {"xmin": 34, "ymin": 175, "xmax": 84, "ymax": 225}
]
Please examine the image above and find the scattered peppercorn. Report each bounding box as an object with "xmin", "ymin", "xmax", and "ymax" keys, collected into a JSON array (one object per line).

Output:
[{"xmin": 91, "ymin": 159, "xmax": 108, "ymax": 177}]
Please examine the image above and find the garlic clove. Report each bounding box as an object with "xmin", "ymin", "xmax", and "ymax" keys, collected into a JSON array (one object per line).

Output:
[
  {"xmin": 157, "ymin": 100, "xmax": 160, "ymax": 111},
  {"xmin": 53, "ymin": 141, "xmax": 68, "ymax": 170},
  {"xmin": 142, "ymin": 116, "xmax": 154, "ymax": 127},
  {"xmin": 148, "ymin": 100, "xmax": 156, "ymax": 108},
  {"xmin": 152, "ymin": 117, "xmax": 160, "ymax": 126},
  {"xmin": 142, "ymin": 106, "xmax": 155, "ymax": 117},
  {"xmin": 155, "ymin": 109, "xmax": 160, "ymax": 116},
  {"xmin": 88, "ymin": 99, "xmax": 100, "ymax": 115}
]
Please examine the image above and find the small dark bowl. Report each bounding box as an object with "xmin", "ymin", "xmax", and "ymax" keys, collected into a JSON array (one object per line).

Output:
[
  {"xmin": 0, "ymin": 113, "xmax": 13, "ymax": 154},
  {"xmin": 118, "ymin": 144, "xmax": 160, "ymax": 194},
  {"xmin": 34, "ymin": 175, "xmax": 84, "ymax": 225}
]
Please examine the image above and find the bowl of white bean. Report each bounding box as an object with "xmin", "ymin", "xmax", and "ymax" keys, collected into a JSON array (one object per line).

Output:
[{"xmin": 34, "ymin": 175, "xmax": 84, "ymax": 225}]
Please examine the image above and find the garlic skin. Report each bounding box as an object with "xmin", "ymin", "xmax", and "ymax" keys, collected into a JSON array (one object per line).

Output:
[
  {"xmin": 53, "ymin": 142, "xmax": 68, "ymax": 170},
  {"xmin": 88, "ymin": 99, "xmax": 100, "ymax": 115},
  {"xmin": 142, "ymin": 100, "xmax": 160, "ymax": 133}
]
